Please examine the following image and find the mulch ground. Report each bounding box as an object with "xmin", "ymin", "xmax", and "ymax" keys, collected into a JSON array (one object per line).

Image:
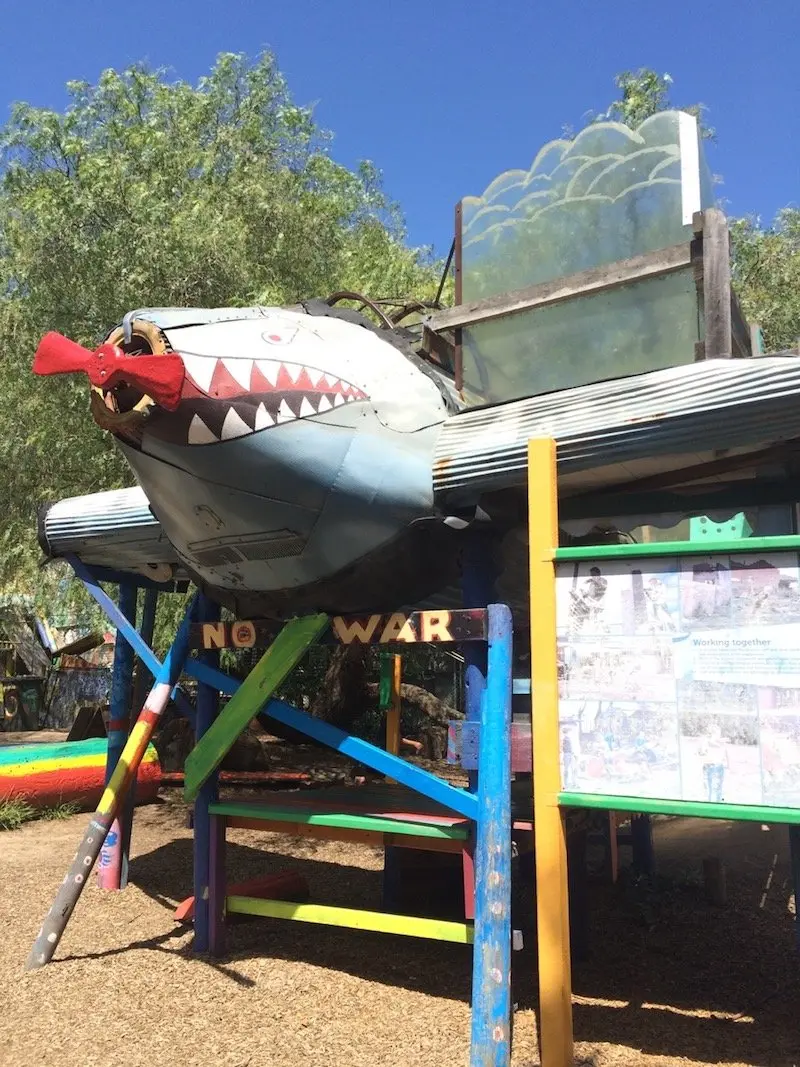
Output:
[{"xmin": 1, "ymin": 780, "xmax": 799, "ymax": 1066}]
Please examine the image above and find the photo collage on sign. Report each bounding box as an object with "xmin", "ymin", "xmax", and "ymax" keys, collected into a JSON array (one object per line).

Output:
[{"xmin": 555, "ymin": 551, "xmax": 800, "ymax": 808}]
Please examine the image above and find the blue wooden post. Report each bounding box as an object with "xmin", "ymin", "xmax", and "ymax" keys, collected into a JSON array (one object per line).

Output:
[
  {"xmin": 193, "ymin": 594, "xmax": 220, "ymax": 954},
  {"xmin": 97, "ymin": 582, "xmax": 137, "ymax": 890},
  {"xmin": 470, "ymin": 602, "xmax": 513, "ymax": 1067},
  {"xmin": 119, "ymin": 586, "xmax": 159, "ymax": 888},
  {"xmin": 790, "ymin": 826, "xmax": 800, "ymax": 953}
]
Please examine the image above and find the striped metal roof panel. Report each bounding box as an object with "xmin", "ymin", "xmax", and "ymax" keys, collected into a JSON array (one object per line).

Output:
[{"xmin": 434, "ymin": 355, "xmax": 800, "ymax": 499}]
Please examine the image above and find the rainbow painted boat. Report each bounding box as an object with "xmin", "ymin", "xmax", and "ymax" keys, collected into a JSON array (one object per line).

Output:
[{"xmin": 0, "ymin": 737, "xmax": 161, "ymax": 810}]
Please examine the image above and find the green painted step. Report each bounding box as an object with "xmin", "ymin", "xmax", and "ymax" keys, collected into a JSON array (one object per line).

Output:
[
  {"xmin": 559, "ymin": 792, "xmax": 800, "ymax": 825},
  {"xmin": 209, "ymin": 800, "xmax": 469, "ymax": 839},
  {"xmin": 184, "ymin": 613, "xmax": 329, "ymax": 802}
]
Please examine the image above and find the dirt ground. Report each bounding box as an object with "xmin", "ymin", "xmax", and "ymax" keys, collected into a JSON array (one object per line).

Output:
[{"xmin": 1, "ymin": 788, "xmax": 799, "ymax": 1066}]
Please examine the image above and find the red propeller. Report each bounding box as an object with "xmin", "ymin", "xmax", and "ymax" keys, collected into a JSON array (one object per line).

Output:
[{"xmin": 33, "ymin": 331, "xmax": 186, "ymax": 411}]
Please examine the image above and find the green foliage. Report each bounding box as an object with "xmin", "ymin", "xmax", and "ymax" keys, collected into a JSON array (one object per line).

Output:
[
  {"xmin": 731, "ymin": 209, "xmax": 800, "ymax": 352},
  {"xmin": 0, "ymin": 796, "xmax": 35, "ymax": 830},
  {"xmin": 40, "ymin": 800, "xmax": 80, "ymax": 820},
  {"xmin": 597, "ymin": 69, "xmax": 797, "ymax": 355},
  {"xmin": 594, "ymin": 68, "xmax": 715, "ymax": 140},
  {"xmin": 0, "ymin": 52, "xmax": 441, "ymax": 599}
]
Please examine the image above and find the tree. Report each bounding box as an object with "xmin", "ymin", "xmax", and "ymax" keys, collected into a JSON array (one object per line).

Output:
[
  {"xmin": 595, "ymin": 69, "xmax": 797, "ymax": 353},
  {"xmin": 730, "ymin": 209, "xmax": 800, "ymax": 352},
  {"xmin": 592, "ymin": 67, "xmax": 714, "ymax": 139},
  {"xmin": 0, "ymin": 53, "xmax": 442, "ymax": 593}
]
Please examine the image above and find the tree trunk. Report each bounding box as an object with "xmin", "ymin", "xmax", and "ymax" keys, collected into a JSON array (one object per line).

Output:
[
  {"xmin": 309, "ymin": 643, "xmax": 370, "ymax": 729},
  {"xmin": 364, "ymin": 682, "xmax": 462, "ymax": 725}
]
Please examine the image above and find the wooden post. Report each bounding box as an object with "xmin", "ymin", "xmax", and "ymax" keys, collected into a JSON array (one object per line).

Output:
[
  {"xmin": 529, "ymin": 438, "xmax": 574, "ymax": 1067},
  {"xmin": 469, "ymin": 602, "xmax": 513, "ymax": 1067},
  {"xmin": 118, "ymin": 586, "xmax": 159, "ymax": 888},
  {"xmin": 631, "ymin": 814, "xmax": 655, "ymax": 877},
  {"xmin": 702, "ymin": 857, "xmax": 728, "ymax": 906},
  {"xmin": 209, "ymin": 813, "xmax": 227, "ymax": 956},
  {"xmin": 25, "ymin": 595, "xmax": 199, "ymax": 971},
  {"xmin": 193, "ymin": 595, "xmax": 220, "ymax": 954},
  {"xmin": 381, "ymin": 653, "xmax": 402, "ymax": 783},
  {"xmin": 97, "ymin": 582, "xmax": 137, "ymax": 890},
  {"xmin": 699, "ymin": 208, "xmax": 733, "ymax": 360},
  {"xmin": 790, "ymin": 826, "xmax": 800, "ymax": 953}
]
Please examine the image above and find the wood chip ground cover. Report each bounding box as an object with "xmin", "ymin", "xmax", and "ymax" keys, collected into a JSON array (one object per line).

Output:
[{"xmin": 0, "ymin": 790, "xmax": 798, "ymax": 1066}]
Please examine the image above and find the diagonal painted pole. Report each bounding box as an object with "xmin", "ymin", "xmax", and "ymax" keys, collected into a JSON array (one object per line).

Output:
[
  {"xmin": 25, "ymin": 593, "xmax": 199, "ymax": 971},
  {"xmin": 65, "ymin": 554, "xmax": 197, "ymax": 722}
]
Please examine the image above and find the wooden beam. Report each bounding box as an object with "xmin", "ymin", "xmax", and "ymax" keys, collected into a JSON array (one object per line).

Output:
[
  {"xmin": 528, "ymin": 438, "xmax": 574, "ymax": 1067},
  {"xmin": 454, "ymin": 199, "xmax": 464, "ymax": 391},
  {"xmin": 425, "ymin": 241, "xmax": 693, "ymax": 333},
  {"xmin": 224, "ymin": 815, "xmax": 466, "ymax": 853},
  {"xmin": 262, "ymin": 698, "xmax": 479, "ymax": 821},
  {"xmin": 698, "ymin": 207, "xmax": 733, "ymax": 359},
  {"xmin": 226, "ymin": 895, "xmax": 475, "ymax": 943},
  {"xmin": 210, "ymin": 800, "xmax": 469, "ymax": 839}
]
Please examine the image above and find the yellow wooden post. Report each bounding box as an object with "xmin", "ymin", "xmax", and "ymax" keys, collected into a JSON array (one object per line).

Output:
[
  {"xmin": 387, "ymin": 654, "xmax": 402, "ymax": 758},
  {"xmin": 382, "ymin": 653, "xmax": 402, "ymax": 784},
  {"xmin": 528, "ymin": 438, "xmax": 574, "ymax": 1067}
]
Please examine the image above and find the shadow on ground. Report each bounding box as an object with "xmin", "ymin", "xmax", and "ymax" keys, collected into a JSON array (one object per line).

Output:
[{"xmin": 82, "ymin": 819, "xmax": 800, "ymax": 1067}]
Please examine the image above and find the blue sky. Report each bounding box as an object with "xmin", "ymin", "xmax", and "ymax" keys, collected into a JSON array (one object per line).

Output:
[{"xmin": 1, "ymin": 0, "xmax": 797, "ymax": 257}]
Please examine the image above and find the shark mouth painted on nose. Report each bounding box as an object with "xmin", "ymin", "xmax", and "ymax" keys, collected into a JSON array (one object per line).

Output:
[{"xmin": 153, "ymin": 354, "xmax": 369, "ymax": 446}]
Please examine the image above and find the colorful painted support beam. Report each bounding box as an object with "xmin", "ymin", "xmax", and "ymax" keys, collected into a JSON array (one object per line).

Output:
[
  {"xmin": 208, "ymin": 800, "xmax": 469, "ymax": 839},
  {"xmin": 175, "ymin": 871, "xmax": 308, "ymax": 922},
  {"xmin": 380, "ymin": 652, "xmax": 402, "ymax": 784},
  {"xmin": 262, "ymin": 699, "xmax": 478, "ymax": 821},
  {"xmin": 192, "ymin": 594, "xmax": 220, "ymax": 954},
  {"xmin": 529, "ymin": 438, "xmax": 574, "ymax": 1067},
  {"xmin": 225, "ymin": 815, "xmax": 466, "ymax": 853},
  {"xmin": 226, "ymin": 895, "xmax": 474, "ymax": 943},
  {"xmin": 469, "ymin": 602, "xmax": 513, "ymax": 1067},
  {"xmin": 183, "ymin": 613, "xmax": 330, "ymax": 803},
  {"xmin": 0, "ymin": 738, "xmax": 160, "ymax": 811},
  {"xmin": 66, "ymin": 554, "xmax": 198, "ymax": 719},
  {"xmin": 557, "ymin": 791, "xmax": 800, "ymax": 824},
  {"xmin": 25, "ymin": 594, "xmax": 198, "ymax": 971}
]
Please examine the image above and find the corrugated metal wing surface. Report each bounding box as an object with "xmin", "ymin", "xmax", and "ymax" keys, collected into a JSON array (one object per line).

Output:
[
  {"xmin": 434, "ymin": 355, "xmax": 800, "ymax": 499},
  {"xmin": 42, "ymin": 487, "xmax": 182, "ymax": 571}
]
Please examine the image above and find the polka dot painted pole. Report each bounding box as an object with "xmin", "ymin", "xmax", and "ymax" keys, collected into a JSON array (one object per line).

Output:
[{"xmin": 25, "ymin": 594, "xmax": 199, "ymax": 971}]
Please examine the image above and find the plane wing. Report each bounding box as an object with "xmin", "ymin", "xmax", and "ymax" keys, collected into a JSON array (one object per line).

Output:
[{"xmin": 41, "ymin": 351, "xmax": 800, "ymax": 587}]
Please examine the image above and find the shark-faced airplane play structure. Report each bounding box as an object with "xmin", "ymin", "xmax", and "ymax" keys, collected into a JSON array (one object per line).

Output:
[{"xmin": 23, "ymin": 112, "xmax": 800, "ymax": 1067}]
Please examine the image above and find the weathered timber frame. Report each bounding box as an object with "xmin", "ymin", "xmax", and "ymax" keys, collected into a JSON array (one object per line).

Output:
[{"xmin": 425, "ymin": 205, "xmax": 759, "ymax": 392}]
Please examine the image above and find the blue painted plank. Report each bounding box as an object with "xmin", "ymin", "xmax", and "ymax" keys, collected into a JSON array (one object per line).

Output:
[
  {"xmin": 68, "ymin": 555, "xmax": 199, "ymax": 721},
  {"xmin": 264, "ymin": 700, "xmax": 478, "ymax": 822},
  {"xmin": 469, "ymin": 603, "xmax": 513, "ymax": 1067}
]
